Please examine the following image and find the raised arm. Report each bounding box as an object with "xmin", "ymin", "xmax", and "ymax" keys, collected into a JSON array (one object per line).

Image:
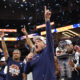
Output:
[
  {"xmin": 45, "ymin": 7, "xmax": 56, "ymax": 80},
  {"xmin": 21, "ymin": 25, "xmax": 34, "ymax": 49},
  {"xmin": 0, "ymin": 32, "xmax": 8, "ymax": 60},
  {"xmin": 45, "ymin": 6, "xmax": 54, "ymax": 57}
]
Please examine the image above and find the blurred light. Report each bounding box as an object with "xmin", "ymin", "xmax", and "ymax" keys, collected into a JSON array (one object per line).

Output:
[
  {"xmin": 41, "ymin": 23, "xmax": 80, "ymax": 35},
  {"xmin": 25, "ymin": 8, "xmax": 28, "ymax": 11},
  {"xmin": 67, "ymin": 30, "xmax": 80, "ymax": 37},
  {"xmin": 62, "ymin": 33, "xmax": 71, "ymax": 37},
  {"xmin": 36, "ymin": 9, "xmax": 39, "ymax": 12},
  {"xmin": 5, "ymin": 34, "xmax": 8, "ymax": 36},
  {"xmin": 4, "ymin": 5, "xmax": 7, "ymax": 8},
  {"xmin": 0, "ymin": 38, "xmax": 17, "ymax": 41},
  {"xmin": 32, "ymin": 4, "xmax": 34, "ymax": 7},
  {"xmin": 5, "ymin": 38, "xmax": 17, "ymax": 41},
  {"xmin": 0, "ymin": 29, "xmax": 17, "ymax": 32},
  {"xmin": 36, "ymin": 22, "xmax": 54, "ymax": 29},
  {"xmin": 62, "ymin": 11, "xmax": 64, "ymax": 15},
  {"xmin": 56, "ymin": 3, "xmax": 60, "ymax": 6},
  {"xmin": 21, "ymin": 25, "xmax": 24, "ymax": 28},
  {"xmin": 14, "ymin": 0, "xmax": 17, "ymax": 3},
  {"xmin": 63, "ymin": 32, "xmax": 75, "ymax": 36},
  {"xmin": 24, "ymin": 17, "xmax": 26, "ymax": 20},
  {"xmin": 3, "ymin": 0, "xmax": 6, "ymax": 2},
  {"xmin": 29, "ymin": 16, "xmax": 32, "ymax": 20},
  {"xmin": 20, "ymin": 4, "xmax": 24, "ymax": 7},
  {"xmin": 23, "ymin": 0, "xmax": 26, "ymax": 2},
  {"xmin": 76, "ymin": 0, "xmax": 80, "ymax": 3},
  {"xmin": 57, "ymin": 25, "xmax": 72, "ymax": 32},
  {"xmin": 41, "ymin": 29, "xmax": 55, "ymax": 35},
  {"xmin": 5, "ymin": 24, "xmax": 9, "ymax": 27},
  {"xmin": 0, "ymin": 33, "xmax": 38, "ymax": 41},
  {"xmin": 78, "ymin": 24, "xmax": 80, "ymax": 27},
  {"xmin": 16, "ymin": 38, "xmax": 20, "ymax": 41},
  {"xmin": 20, "ymin": 33, "xmax": 39, "ymax": 40},
  {"xmin": 28, "ymin": 22, "xmax": 31, "ymax": 25},
  {"xmin": 73, "ymin": 24, "xmax": 80, "ymax": 28},
  {"xmin": 24, "ymin": 1, "xmax": 27, "ymax": 4}
]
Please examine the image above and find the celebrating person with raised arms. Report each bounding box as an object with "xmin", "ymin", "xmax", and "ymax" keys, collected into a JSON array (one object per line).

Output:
[{"xmin": 24, "ymin": 6, "xmax": 56, "ymax": 80}]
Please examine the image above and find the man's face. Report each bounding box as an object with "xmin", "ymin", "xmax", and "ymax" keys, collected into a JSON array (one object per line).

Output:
[
  {"xmin": 13, "ymin": 52, "xmax": 21, "ymax": 60},
  {"xmin": 56, "ymin": 50, "xmax": 63, "ymax": 56},
  {"xmin": 34, "ymin": 39, "xmax": 46, "ymax": 52},
  {"xmin": 67, "ymin": 44, "xmax": 73, "ymax": 52},
  {"xmin": 0, "ymin": 61, "xmax": 6, "ymax": 66}
]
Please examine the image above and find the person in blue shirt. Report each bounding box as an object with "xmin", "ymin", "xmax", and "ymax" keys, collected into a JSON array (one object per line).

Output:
[
  {"xmin": 0, "ymin": 56, "xmax": 7, "ymax": 80},
  {"xmin": 0, "ymin": 49, "xmax": 7, "ymax": 80},
  {"xmin": 24, "ymin": 6, "xmax": 56, "ymax": 80},
  {"xmin": 0, "ymin": 33, "xmax": 27, "ymax": 80}
]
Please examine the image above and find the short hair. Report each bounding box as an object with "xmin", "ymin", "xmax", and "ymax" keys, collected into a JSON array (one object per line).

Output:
[{"xmin": 13, "ymin": 49, "xmax": 21, "ymax": 54}]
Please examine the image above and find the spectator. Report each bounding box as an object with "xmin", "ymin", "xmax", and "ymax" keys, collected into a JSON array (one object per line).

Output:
[
  {"xmin": 56, "ymin": 40, "xmax": 73, "ymax": 80},
  {"xmin": 24, "ymin": 6, "xmax": 56, "ymax": 80},
  {"xmin": 0, "ymin": 32, "xmax": 27, "ymax": 80},
  {"xmin": 0, "ymin": 56, "xmax": 7, "ymax": 80},
  {"xmin": 72, "ymin": 45, "xmax": 80, "ymax": 80}
]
